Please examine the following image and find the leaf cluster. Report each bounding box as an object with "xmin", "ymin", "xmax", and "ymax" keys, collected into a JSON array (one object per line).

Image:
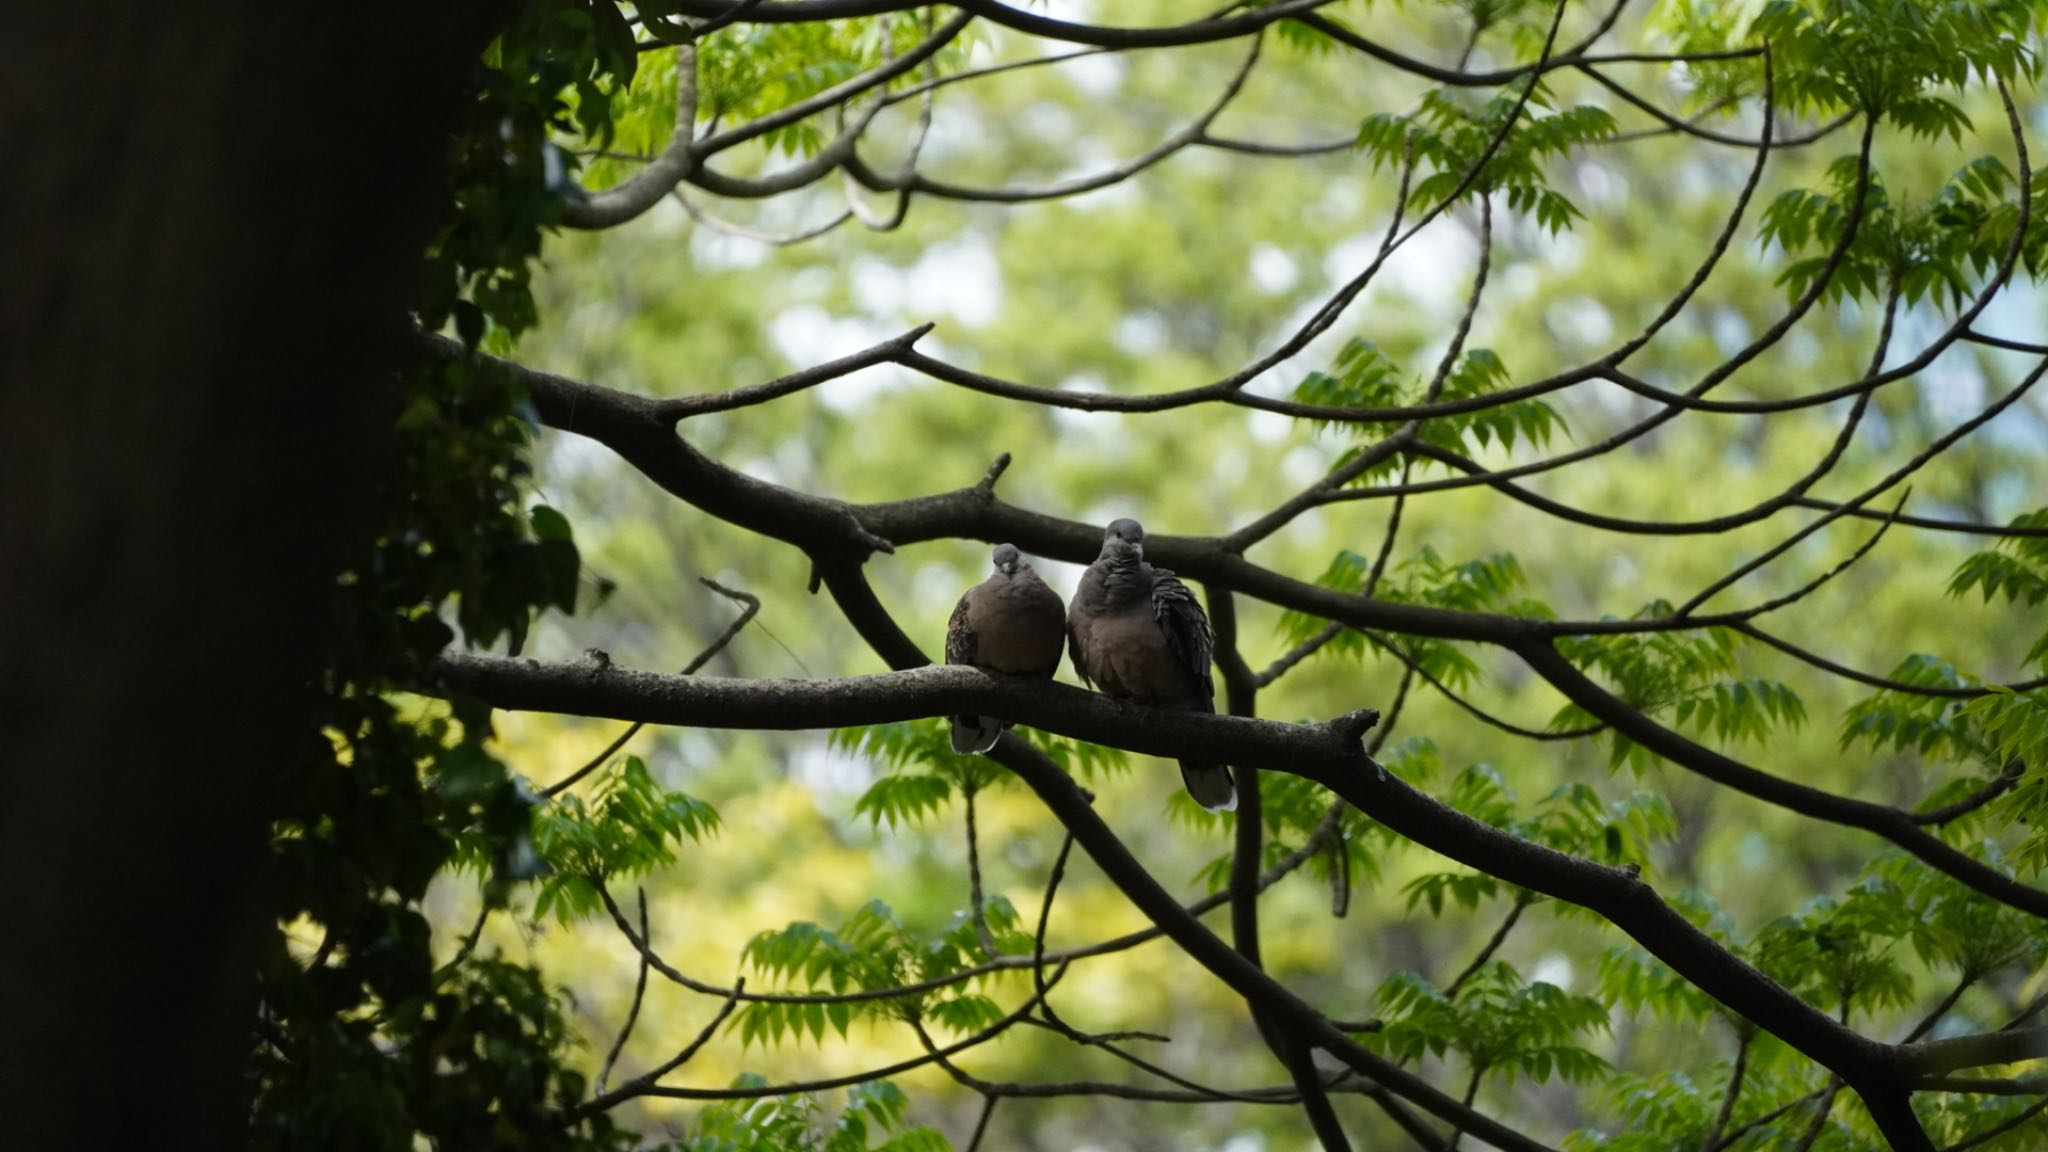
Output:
[
  {"xmin": 1278, "ymin": 544, "xmax": 1552, "ymax": 693},
  {"xmin": 1293, "ymin": 339, "xmax": 1568, "ymax": 480},
  {"xmin": 1369, "ymin": 961, "xmax": 1612, "ymax": 1085},
  {"xmin": 1358, "ymin": 82, "xmax": 1617, "ymax": 234},
  {"xmin": 256, "ymin": 4, "xmax": 633, "ymax": 1149},
  {"xmin": 1753, "ymin": 1, "xmax": 2039, "ymax": 127},
  {"xmin": 733, "ymin": 898, "xmax": 1032, "ymax": 1048},
  {"xmin": 531, "ymin": 756, "xmax": 721, "ymax": 922},
  {"xmin": 837, "ymin": 718, "xmax": 1129, "ymax": 830},
  {"xmin": 1556, "ymin": 607, "xmax": 1806, "ymax": 772},
  {"xmin": 1760, "ymin": 153, "xmax": 2045, "ymax": 305},
  {"xmin": 673, "ymin": 1079, "xmax": 949, "ymax": 1152}
]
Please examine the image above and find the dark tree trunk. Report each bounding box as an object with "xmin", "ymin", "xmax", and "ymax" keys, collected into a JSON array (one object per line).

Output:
[{"xmin": 1, "ymin": 7, "xmax": 495, "ymax": 1145}]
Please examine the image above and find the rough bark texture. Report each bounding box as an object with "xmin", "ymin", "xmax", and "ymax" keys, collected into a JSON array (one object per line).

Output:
[{"xmin": 0, "ymin": 7, "xmax": 493, "ymax": 1145}]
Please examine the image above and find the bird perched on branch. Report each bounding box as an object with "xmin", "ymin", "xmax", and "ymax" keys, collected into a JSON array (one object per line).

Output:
[
  {"xmin": 1067, "ymin": 518, "xmax": 1236, "ymax": 811},
  {"xmin": 945, "ymin": 543, "xmax": 1068, "ymax": 754}
]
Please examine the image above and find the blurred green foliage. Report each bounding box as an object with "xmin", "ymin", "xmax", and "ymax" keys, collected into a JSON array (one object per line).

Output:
[{"xmin": 257, "ymin": 0, "xmax": 2048, "ymax": 1149}]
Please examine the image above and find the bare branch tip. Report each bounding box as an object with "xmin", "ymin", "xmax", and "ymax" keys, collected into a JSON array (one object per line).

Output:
[
  {"xmin": 977, "ymin": 452, "xmax": 1013, "ymax": 493},
  {"xmin": 697, "ymin": 576, "xmax": 761, "ymax": 610},
  {"xmin": 1330, "ymin": 708, "xmax": 1382, "ymax": 743}
]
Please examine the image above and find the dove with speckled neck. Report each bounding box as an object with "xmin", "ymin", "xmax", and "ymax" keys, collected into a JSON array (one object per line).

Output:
[
  {"xmin": 1066, "ymin": 519, "xmax": 1236, "ymax": 811},
  {"xmin": 944, "ymin": 544, "xmax": 1068, "ymax": 754}
]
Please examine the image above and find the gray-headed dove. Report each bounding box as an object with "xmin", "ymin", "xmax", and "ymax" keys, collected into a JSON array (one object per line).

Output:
[
  {"xmin": 945, "ymin": 543, "xmax": 1068, "ymax": 754},
  {"xmin": 1066, "ymin": 518, "xmax": 1236, "ymax": 811}
]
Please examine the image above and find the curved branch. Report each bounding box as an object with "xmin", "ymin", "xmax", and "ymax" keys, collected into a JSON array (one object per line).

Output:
[
  {"xmin": 563, "ymin": 45, "xmax": 699, "ymax": 230},
  {"xmin": 1510, "ymin": 639, "xmax": 2048, "ymax": 920},
  {"xmin": 464, "ymin": 342, "xmax": 2048, "ymax": 924},
  {"xmin": 1734, "ymin": 624, "xmax": 2048, "ymax": 698},
  {"xmin": 430, "ymin": 650, "xmax": 1948, "ymax": 1121},
  {"xmin": 696, "ymin": 10, "xmax": 974, "ymax": 157},
  {"xmin": 848, "ymin": 31, "xmax": 1262, "ymax": 203}
]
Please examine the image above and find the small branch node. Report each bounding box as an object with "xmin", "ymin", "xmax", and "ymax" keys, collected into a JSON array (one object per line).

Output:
[
  {"xmin": 1335, "ymin": 705, "xmax": 1384, "ymax": 737},
  {"xmin": 977, "ymin": 452, "xmax": 1013, "ymax": 495},
  {"xmin": 852, "ymin": 522, "xmax": 898, "ymax": 556},
  {"xmin": 581, "ymin": 648, "xmax": 613, "ymax": 671},
  {"xmin": 1329, "ymin": 708, "xmax": 1383, "ymax": 759}
]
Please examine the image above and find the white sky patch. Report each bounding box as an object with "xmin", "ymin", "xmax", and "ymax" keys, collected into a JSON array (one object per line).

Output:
[
  {"xmin": 1061, "ymin": 51, "xmax": 1126, "ymax": 96},
  {"xmin": 1921, "ymin": 357, "xmax": 1988, "ymax": 425},
  {"xmin": 1576, "ymin": 160, "xmax": 1629, "ymax": 208},
  {"xmin": 1115, "ymin": 311, "xmax": 1169, "ymax": 355},
  {"xmin": 915, "ymin": 102, "xmax": 984, "ymax": 168},
  {"xmin": 1317, "ymin": 178, "xmax": 1364, "ymax": 221},
  {"xmin": 1320, "ymin": 231, "xmax": 1380, "ymax": 295},
  {"xmin": 850, "ymin": 257, "xmax": 907, "ymax": 314},
  {"xmin": 1534, "ymin": 227, "xmax": 1586, "ymax": 274},
  {"xmin": 688, "ymin": 223, "xmax": 770, "ymax": 270},
  {"xmin": 1529, "ymin": 953, "xmax": 1576, "ymax": 991},
  {"xmin": 1280, "ymin": 444, "xmax": 1326, "ymax": 488},
  {"xmin": 1248, "ymin": 243, "xmax": 1299, "ymax": 294},
  {"xmin": 1711, "ymin": 307, "xmax": 1752, "ymax": 356},
  {"xmin": 768, "ymin": 306, "xmax": 911, "ymax": 411},
  {"xmin": 1364, "ymin": 224, "xmax": 1481, "ymax": 317},
  {"xmin": 646, "ymin": 193, "xmax": 689, "ymax": 234},
  {"xmin": 772, "ymin": 437, "xmax": 814, "ymax": 482},
  {"xmin": 1972, "ymin": 279, "xmax": 2044, "ymax": 350},
  {"xmin": 912, "ymin": 558, "xmax": 969, "ymax": 616},
  {"xmin": 1498, "ymin": 263, "xmax": 1542, "ymax": 302},
  {"xmin": 1050, "ymin": 374, "xmax": 1114, "ymax": 435},
  {"xmin": 905, "ymin": 237, "xmax": 1003, "ymax": 327},
  {"xmin": 731, "ymin": 452, "xmax": 782, "ymax": 485},
  {"xmin": 787, "ymin": 740, "xmax": 874, "ymax": 800},
  {"xmin": 1606, "ymin": 552, "xmax": 1639, "ymax": 594},
  {"xmin": 1021, "ymin": 100, "xmax": 1077, "ymax": 145},
  {"xmin": 1548, "ymin": 296, "xmax": 1616, "ymax": 348},
  {"xmin": 1247, "ymin": 407, "xmax": 1293, "ymax": 445},
  {"xmin": 541, "ymin": 427, "xmax": 626, "ymax": 482},
  {"xmin": 1382, "ymin": 226, "xmax": 1478, "ymax": 311},
  {"xmin": 1210, "ymin": 443, "xmax": 1250, "ymax": 485},
  {"xmin": 1059, "ymin": 175, "xmax": 1144, "ymax": 211}
]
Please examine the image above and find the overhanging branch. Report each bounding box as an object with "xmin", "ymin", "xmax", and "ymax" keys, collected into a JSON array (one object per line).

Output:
[{"xmin": 426, "ymin": 650, "xmax": 1927, "ymax": 1111}]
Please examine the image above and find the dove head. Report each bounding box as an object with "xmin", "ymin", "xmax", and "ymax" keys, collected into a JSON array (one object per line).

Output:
[
  {"xmin": 991, "ymin": 543, "xmax": 1023, "ymax": 576},
  {"xmin": 1099, "ymin": 518, "xmax": 1146, "ymax": 566}
]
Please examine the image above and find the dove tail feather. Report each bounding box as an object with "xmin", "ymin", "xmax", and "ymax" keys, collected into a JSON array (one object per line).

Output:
[
  {"xmin": 951, "ymin": 715, "xmax": 1004, "ymax": 755},
  {"xmin": 1180, "ymin": 761, "xmax": 1237, "ymax": 812}
]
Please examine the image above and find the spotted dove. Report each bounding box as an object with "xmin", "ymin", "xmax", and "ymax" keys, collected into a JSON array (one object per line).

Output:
[
  {"xmin": 945, "ymin": 543, "xmax": 1068, "ymax": 754},
  {"xmin": 1066, "ymin": 518, "xmax": 1236, "ymax": 811}
]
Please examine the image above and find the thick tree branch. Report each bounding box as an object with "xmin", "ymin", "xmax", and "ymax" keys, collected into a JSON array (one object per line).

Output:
[
  {"xmin": 1512, "ymin": 638, "xmax": 2048, "ymax": 920},
  {"xmin": 453, "ymin": 341, "xmax": 2048, "ymax": 928},
  {"xmin": 431, "ymin": 650, "xmax": 1941, "ymax": 1130}
]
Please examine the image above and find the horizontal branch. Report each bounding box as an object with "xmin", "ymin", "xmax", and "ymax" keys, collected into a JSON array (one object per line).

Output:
[
  {"xmin": 450, "ymin": 339, "xmax": 2048, "ymax": 927},
  {"xmin": 1514, "ymin": 639, "xmax": 2048, "ymax": 921},
  {"xmin": 435, "ymin": 655, "xmax": 1376, "ymax": 772},
  {"xmin": 428, "ymin": 653, "xmax": 1922, "ymax": 1102},
  {"xmin": 1900, "ymin": 1026, "xmax": 2048, "ymax": 1081},
  {"xmin": 663, "ymin": 0, "xmax": 1344, "ymax": 51}
]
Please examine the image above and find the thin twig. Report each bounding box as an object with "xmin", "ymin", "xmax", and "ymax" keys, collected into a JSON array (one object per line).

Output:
[
  {"xmin": 1699, "ymin": 1028, "xmax": 1753, "ymax": 1152},
  {"xmin": 596, "ymin": 890, "xmax": 654, "ymax": 1095},
  {"xmin": 543, "ymin": 579, "xmax": 760, "ymax": 797}
]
